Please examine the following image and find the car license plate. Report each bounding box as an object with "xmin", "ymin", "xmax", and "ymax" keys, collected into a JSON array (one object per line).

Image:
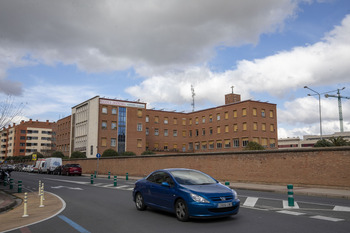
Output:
[{"xmin": 218, "ymin": 202, "xmax": 232, "ymax": 208}]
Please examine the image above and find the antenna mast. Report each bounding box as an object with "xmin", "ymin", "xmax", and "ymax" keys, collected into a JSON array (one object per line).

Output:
[
  {"xmin": 191, "ymin": 85, "xmax": 195, "ymax": 112},
  {"xmin": 325, "ymin": 87, "xmax": 350, "ymax": 132}
]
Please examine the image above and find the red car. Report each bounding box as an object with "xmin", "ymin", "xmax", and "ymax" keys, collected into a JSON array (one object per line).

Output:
[{"xmin": 62, "ymin": 164, "xmax": 82, "ymax": 176}]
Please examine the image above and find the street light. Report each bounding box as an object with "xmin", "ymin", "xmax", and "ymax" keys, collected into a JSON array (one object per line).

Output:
[{"xmin": 304, "ymin": 86, "xmax": 323, "ymax": 139}]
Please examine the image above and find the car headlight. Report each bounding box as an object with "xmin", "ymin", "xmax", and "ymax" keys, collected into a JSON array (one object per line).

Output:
[
  {"xmin": 231, "ymin": 189, "xmax": 237, "ymax": 199},
  {"xmin": 190, "ymin": 193, "xmax": 210, "ymax": 203}
]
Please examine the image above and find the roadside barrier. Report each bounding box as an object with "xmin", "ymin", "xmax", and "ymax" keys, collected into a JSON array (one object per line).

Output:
[
  {"xmin": 91, "ymin": 174, "xmax": 94, "ymax": 184},
  {"xmin": 18, "ymin": 180, "xmax": 22, "ymax": 193},
  {"xmin": 114, "ymin": 176, "xmax": 117, "ymax": 187},
  {"xmin": 287, "ymin": 184, "xmax": 294, "ymax": 207},
  {"xmin": 22, "ymin": 192, "xmax": 29, "ymax": 217}
]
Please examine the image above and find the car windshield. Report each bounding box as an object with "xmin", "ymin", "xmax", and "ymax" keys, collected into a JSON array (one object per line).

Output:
[
  {"xmin": 170, "ymin": 170, "xmax": 217, "ymax": 185},
  {"xmin": 70, "ymin": 164, "xmax": 80, "ymax": 167}
]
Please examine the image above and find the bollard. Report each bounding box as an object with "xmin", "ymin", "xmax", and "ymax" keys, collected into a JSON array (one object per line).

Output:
[
  {"xmin": 287, "ymin": 184, "xmax": 294, "ymax": 207},
  {"xmin": 22, "ymin": 192, "xmax": 29, "ymax": 217},
  {"xmin": 10, "ymin": 178, "xmax": 13, "ymax": 189},
  {"xmin": 39, "ymin": 182, "xmax": 44, "ymax": 207},
  {"xmin": 225, "ymin": 181, "xmax": 230, "ymax": 186},
  {"xmin": 126, "ymin": 173, "xmax": 129, "ymax": 180},
  {"xmin": 114, "ymin": 176, "xmax": 117, "ymax": 187},
  {"xmin": 42, "ymin": 183, "xmax": 45, "ymax": 200},
  {"xmin": 3, "ymin": 175, "xmax": 7, "ymax": 186},
  {"xmin": 108, "ymin": 172, "xmax": 111, "ymax": 179},
  {"xmin": 91, "ymin": 174, "xmax": 94, "ymax": 184},
  {"xmin": 39, "ymin": 180, "xmax": 42, "ymax": 196},
  {"xmin": 94, "ymin": 171, "xmax": 97, "ymax": 178},
  {"xmin": 18, "ymin": 180, "xmax": 22, "ymax": 193}
]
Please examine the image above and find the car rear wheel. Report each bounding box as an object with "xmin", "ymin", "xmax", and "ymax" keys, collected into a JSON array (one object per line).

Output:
[
  {"xmin": 135, "ymin": 192, "xmax": 147, "ymax": 210},
  {"xmin": 175, "ymin": 199, "xmax": 189, "ymax": 222}
]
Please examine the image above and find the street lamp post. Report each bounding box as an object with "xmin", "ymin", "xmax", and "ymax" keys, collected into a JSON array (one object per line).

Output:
[{"xmin": 304, "ymin": 86, "xmax": 323, "ymax": 139}]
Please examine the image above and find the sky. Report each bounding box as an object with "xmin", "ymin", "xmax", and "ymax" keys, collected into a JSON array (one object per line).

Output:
[{"xmin": 0, "ymin": 0, "xmax": 349, "ymax": 139}]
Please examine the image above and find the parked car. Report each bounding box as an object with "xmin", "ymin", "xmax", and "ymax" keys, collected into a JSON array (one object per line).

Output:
[
  {"xmin": 133, "ymin": 168, "xmax": 240, "ymax": 221},
  {"xmin": 24, "ymin": 165, "xmax": 34, "ymax": 172},
  {"xmin": 52, "ymin": 165, "xmax": 63, "ymax": 175},
  {"xmin": 42, "ymin": 158, "xmax": 62, "ymax": 174},
  {"xmin": 61, "ymin": 164, "xmax": 82, "ymax": 176}
]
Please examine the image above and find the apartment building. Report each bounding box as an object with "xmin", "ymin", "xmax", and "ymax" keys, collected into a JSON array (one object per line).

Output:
[
  {"xmin": 56, "ymin": 115, "xmax": 71, "ymax": 157},
  {"xmin": 0, "ymin": 119, "xmax": 56, "ymax": 159},
  {"xmin": 70, "ymin": 96, "xmax": 147, "ymax": 157},
  {"xmin": 146, "ymin": 93, "xmax": 277, "ymax": 152}
]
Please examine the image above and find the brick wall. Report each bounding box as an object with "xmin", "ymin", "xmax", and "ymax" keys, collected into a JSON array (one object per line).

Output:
[{"xmin": 64, "ymin": 147, "xmax": 350, "ymax": 188}]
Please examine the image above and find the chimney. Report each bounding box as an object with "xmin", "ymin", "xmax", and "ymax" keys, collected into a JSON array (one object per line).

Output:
[{"xmin": 225, "ymin": 93, "xmax": 241, "ymax": 104}]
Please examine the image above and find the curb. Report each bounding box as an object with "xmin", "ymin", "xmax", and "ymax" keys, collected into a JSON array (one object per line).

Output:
[{"xmin": 0, "ymin": 191, "xmax": 18, "ymax": 213}]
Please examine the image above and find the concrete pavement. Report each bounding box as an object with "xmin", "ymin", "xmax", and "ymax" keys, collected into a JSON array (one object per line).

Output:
[{"xmin": 1, "ymin": 176, "xmax": 350, "ymax": 232}]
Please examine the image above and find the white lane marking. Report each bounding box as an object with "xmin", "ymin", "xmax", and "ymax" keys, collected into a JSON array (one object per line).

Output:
[
  {"xmin": 310, "ymin": 215, "xmax": 344, "ymax": 222},
  {"xmin": 333, "ymin": 206, "xmax": 350, "ymax": 212},
  {"xmin": 243, "ymin": 197, "xmax": 258, "ymax": 207},
  {"xmin": 45, "ymin": 178, "xmax": 89, "ymax": 185},
  {"xmin": 283, "ymin": 200, "xmax": 299, "ymax": 209},
  {"xmin": 277, "ymin": 210, "xmax": 305, "ymax": 216},
  {"xmin": 115, "ymin": 185, "xmax": 129, "ymax": 189}
]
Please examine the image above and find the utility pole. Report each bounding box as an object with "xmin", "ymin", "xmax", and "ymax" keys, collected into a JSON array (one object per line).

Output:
[{"xmin": 325, "ymin": 87, "xmax": 350, "ymax": 132}]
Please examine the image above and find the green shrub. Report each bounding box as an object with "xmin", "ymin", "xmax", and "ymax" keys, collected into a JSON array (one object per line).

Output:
[
  {"xmin": 121, "ymin": 151, "xmax": 136, "ymax": 156},
  {"xmin": 141, "ymin": 150, "xmax": 155, "ymax": 155},
  {"xmin": 51, "ymin": 151, "xmax": 65, "ymax": 158},
  {"xmin": 102, "ymin": 148, "xmax": 119, "ymax": 157},
  {"xmin": 244, "ymin": 141, "xmax": 265, "ymax": 150},
  {"xmin": 71, "ymin": 151, "xmax": 87, "ymax": 158}
]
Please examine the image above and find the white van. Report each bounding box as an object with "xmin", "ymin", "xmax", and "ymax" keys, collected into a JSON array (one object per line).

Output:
[
  {"xmin": 33, "ymin": 159, "xmax": 46, "ymax": 173},
  {"xmin": 42, "ymin": 158, "xmax": 62, "ymax": 174}
]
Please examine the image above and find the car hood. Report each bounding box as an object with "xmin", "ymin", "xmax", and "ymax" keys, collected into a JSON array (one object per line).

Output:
[{"xmin": 181, "ymin": 183, "xmax": 232, "ymax": 196}]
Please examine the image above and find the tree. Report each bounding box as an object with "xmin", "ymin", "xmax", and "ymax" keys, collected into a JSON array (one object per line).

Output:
[
  {"xmin": 314, "ymin": 139, "xmax": 332, "ymax": 147},
  {"xmin": 102, "ymin": 148, "xmax": 118, "ymax": 157},
  {"xmin": 71, "ymin": 151, "xmax": 87, "ymax": 158},
  {"xmin": 51, "ymin": 151, "xmax": 65, "ymax": 158},
  {"xmin": 0, "ymin": 95, "xmax": 26, "ymax": 129},
  {"xmin": 328, "ymin": 136, "xmax": 350, "ymax": 146},
  {"xmin": 244, "ymin": 141, "xmax": 265, "ymax": 151}
]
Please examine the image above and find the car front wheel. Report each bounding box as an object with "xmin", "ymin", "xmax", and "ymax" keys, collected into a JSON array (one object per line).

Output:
[
  {"xmin": 175, "ymin": 199, "xmax": 189, "ymax": 222},
  {"xmin": 135, "ymin": 192, "xmax": 147, "ymax": 211}
]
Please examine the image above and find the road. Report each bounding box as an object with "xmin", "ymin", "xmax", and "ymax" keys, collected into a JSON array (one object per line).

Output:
[{"xmin": 5, "ymin": 172, "xmax": 350, "ymax": 233}]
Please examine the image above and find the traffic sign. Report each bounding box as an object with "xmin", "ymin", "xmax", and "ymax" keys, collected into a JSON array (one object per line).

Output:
[{"xmin": 96, "ymin": 153, "xmax": 101, "ymax": 158}]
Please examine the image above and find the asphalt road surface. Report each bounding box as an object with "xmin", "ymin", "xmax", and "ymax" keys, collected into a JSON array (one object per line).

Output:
[{"xmin": 4, "ymin": 172, "xmax": 350, "ymax": 233}]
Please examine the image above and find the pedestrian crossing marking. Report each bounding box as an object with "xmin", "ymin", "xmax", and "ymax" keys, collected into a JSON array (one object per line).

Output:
[
  {"xmin": 243, "ymin": 197, "xmax": 258, "ymax": 207},
  {"xmin": 310, "ymin": 215, "xmax": 344, "ymax": 222},
  {"xmin": 333, "ymin": 206, "xmax": 350, "ymax": 212},
  {"xmin": 277, "ymin": 210, "xmax": 305, "ymax": 216},
  {"xmin": 283, "ymin": 200, "xmax": 299, "ymax": 209}
]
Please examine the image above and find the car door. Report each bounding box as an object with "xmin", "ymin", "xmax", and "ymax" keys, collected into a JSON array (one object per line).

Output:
[{"xmin": 148, "ymin": 172, "xmax": 176, "ymax": 211}]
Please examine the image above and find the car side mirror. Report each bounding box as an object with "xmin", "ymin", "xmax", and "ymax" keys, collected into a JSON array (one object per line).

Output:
[{"xmin": 161, "ymin": 182, "xmax": 170, "ymax": 188}]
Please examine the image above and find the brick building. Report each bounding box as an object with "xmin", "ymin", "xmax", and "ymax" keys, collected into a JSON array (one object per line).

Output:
[
  {"xmin": 56, "ymin": 115, "xmax": 71, "ymax": 157},
  {"xmin": 56, "ymin": 92, "xmax": 277, "ymax": 158},
  {"xmin": 0, "ymin": 119, "xmax": 56, "ymax": 159}
]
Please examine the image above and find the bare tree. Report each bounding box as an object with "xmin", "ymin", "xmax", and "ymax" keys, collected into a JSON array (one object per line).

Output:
[{"xmin": 0, "ymin": 95, "xmax": 26, "ymax": 129}]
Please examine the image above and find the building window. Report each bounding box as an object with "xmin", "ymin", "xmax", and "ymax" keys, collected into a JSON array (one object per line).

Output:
[
  {"xmin": 209, "ymin": 141, "xmax": 214, "ymax": 149},
  {"xmin": 243, "ymin": 122, "xmax": 247, "ymax": 131},
  {"xmin": 182, "ymin": 130, "xmax": 186, "ymax": 137},
  {"xmin": 262, "ymin": 123, "xmax": 266, "ymax": 131},
  {"xmin": 137, "ymin": 139, "xmax": 142, "ymax": 148},
  {"xmin": 225, "ymin": 112, "xmax": 228, "ymax": 119},
  {"xmin": 189, "ymin": 143, "xmax": 193, "ymax": 150},
  {"xmin": 164, "ymin": 117, "xmax": 168, "ymax": 124},
  {"xmin": 270, "ymin": 124, "xmax": 274, "ymax": 132},
  {"xmin": 189, "ymin": 130, "xmax": 192, "ymax": 137},
  {"xmin": 270, "ymin": 110, "xmax": 274, "ymax": 118},
  {"xmin": 224, "ymin": 139, "xmax": 231, "ymax": 148},
  {"xmin": 118, "ymin": 107, "xmax": 126, "ymax": 154},
  {"xmin": 21, "ymin": 130, "xmax": 26, "ymax": 134},
  {"xmin": 102, "ymin": 121, "xmax": 107, "ymax": 129},
  {"xmin": 253, "ymin": 137, "xmax": 259, "ymax": 143},
  {"xmin": 111, "ymin": 138, "xmax": 116, "ymax": 147},
  {"xmin": 112, "ymin": 108, "xmax": 117, "ymax": 115},
  {"xmin": 242, "ymin": 138, "xmax": 249, "ymax": 147},
  {"xmin": 242, "ymin": 108, "xmax": 247, "ymax": 116},
  {"xmin": 195, "ymin": 142, "xmax": 200, "ymax": 150},
  {"xmin": 253, "ymin": 122, "xmax": 258, "ymax": 131},
  {"xmin": 102, "ymin": 138, "xmax": 107, "ymax": 147},
  {"xmin": 195, "ymin": 117, "xmax": 199, "ymax": 125},
  {"xmin": 146, "ymin": 128, "xmax": 149, "ymax": 135},
  {"xmin": 111, "ymin": 121, "xmax": 117, "ymax": 130},
  {"xmin": 137, "ymin": 123, "xmax": 142, "ymax": 131},
  {"xmin": 173, "ymin": 130, "xmax": 178, "ymax": 137},
  {"xmin": 202, "ymin": 128, "xmax": 205, "ymax": 136},
  {"xmin": 202, "ymin": 116, "xmax": 205, "ymax": 123},
  {"xmin": 202, "ymin": 142, "xmax": 207, "ymax": 150},
  {"xmin": 102, "ymin": 106, "xmax": 108, "ymax": 114},
  {"xmin": 173, "ymin": 118, "xmax": 178, "ymax": 124},
  {"xmin": 233, "ymin": 110, "xmax": 237, "ymax": 118},
  {"xmin": 155, "ymin": 128, "xmax": 159, "ymax": 136},
  {"xmin": 164, "ymin": 129, "xmax": 168, "ymax": 136},
  {"xmin": 164, "ymin": 143, "xmax": 168, "ymax": 150},
  {"xmin": 189, "ymin": 118, "xmax": 192, "ymax": 125},
  {"xmin": 270, "ymin": 138, "xmax": 276, "ymax": 148},
  {"xmin": 262, "ymin": 138, "xmax": 268, "ymax": 147},
  {"xmin": 225, "ymin": 125, "xmax": 229, "ymax": 133},
  {"xmin": 217, "ymin": 113, "xmax": 220, "ymax": 121},
  {"xmin": 182, "ymin": 118, "xmax": 186, "ymax": 126},
  {"xmin": 216, "ymin": 140, "xmax": 222, "ymax": 149},
  {"xmin": 195, "ymin": 129, "xmax": 199, "ymax": 136},
  {"xmin": 253, "ymin": 108, "xmax": 257, "ymax": 116},
  {"xmin": 209, "ymin": 115, "xmax": 213, "ymax": 122},
  {"xmin": 137, "ymin": 109, "xmax": 143, "ymax": 117},
  {"xmin": 146, "ymin": 115, "xmax": 149, "ymax": 122},
  {"xmin": 154, "ymin": 143, "xmax": 159, "ymax": 150},
  {"xmin": 155, "ymin": 116, "xmax": 159, "ymax": 123},
  {"xmin": 262, "ymin": 109, "xmax": 266, "ymax": 117},
  {"xmin": 209, "ymin": 127, "xmax": 213, "ymax": 135},
  {"xmin": 217, "ymin": 126, "xmax": 221, "ymax": 134},
  {"xmin": 233, "ymin": 139, "xmax": 240, "ymax": 147}
]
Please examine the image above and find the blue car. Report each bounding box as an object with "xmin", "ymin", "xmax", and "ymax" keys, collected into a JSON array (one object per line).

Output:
[{"xmin": 132, "ymin": 168, "xmax": 240, "ymax": 221}]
